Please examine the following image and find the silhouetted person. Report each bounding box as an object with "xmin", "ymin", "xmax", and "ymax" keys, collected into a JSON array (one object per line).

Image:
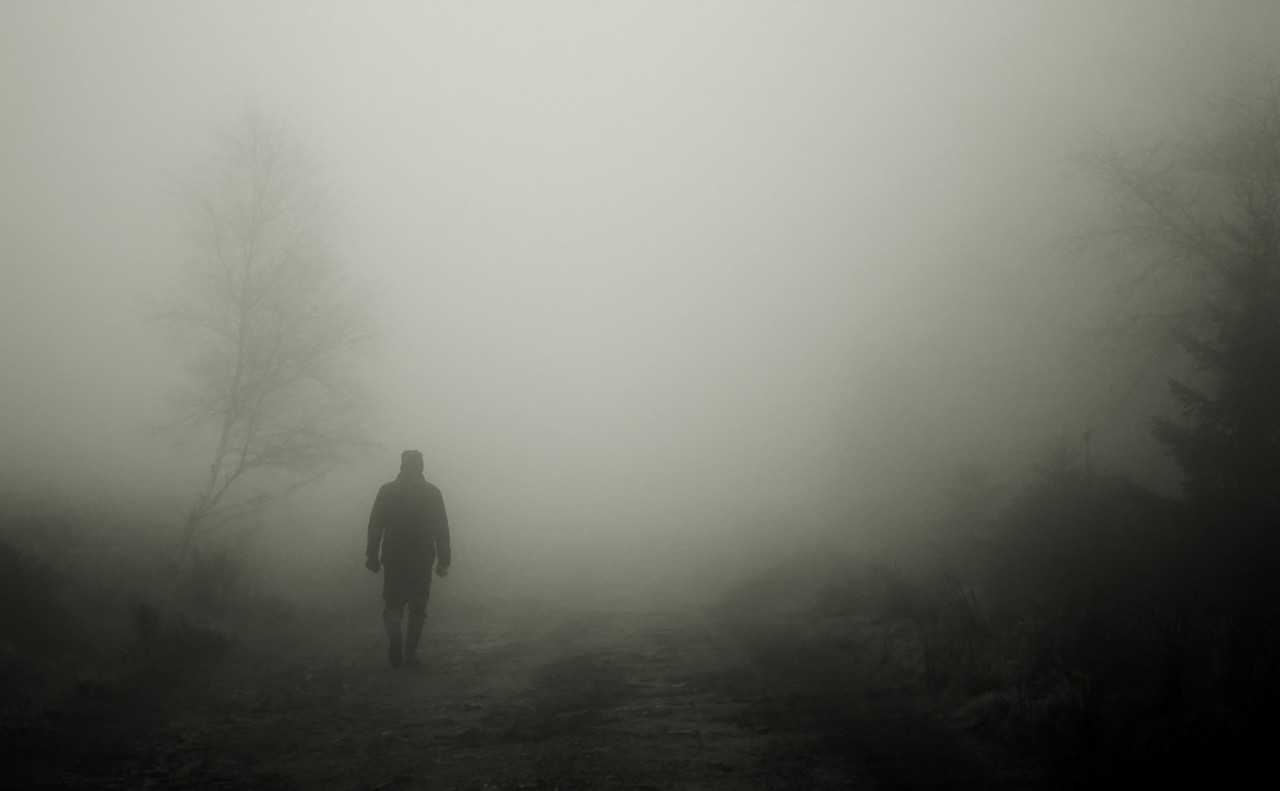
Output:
[{"xmin": 365, "ymin": 450, "xmax": 451, "ymax": 668}]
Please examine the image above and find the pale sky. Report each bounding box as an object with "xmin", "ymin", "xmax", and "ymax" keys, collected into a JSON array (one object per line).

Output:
[{"xmin": 3, "ymin": 2, "xmax": 1279, "ymax": 577}]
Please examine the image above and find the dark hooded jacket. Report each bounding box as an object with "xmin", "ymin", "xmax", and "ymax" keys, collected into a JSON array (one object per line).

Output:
[{"xmin": 366, "ymin": 453, "xmax": 451, "ymax": 573}]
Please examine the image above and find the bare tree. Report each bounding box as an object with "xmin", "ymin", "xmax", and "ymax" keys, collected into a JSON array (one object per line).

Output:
[{"xmin": 159, "ymin": 108, "xmax": 375, "ymax": 552}]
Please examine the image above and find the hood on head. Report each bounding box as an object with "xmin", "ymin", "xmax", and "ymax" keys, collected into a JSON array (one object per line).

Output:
[{"xmin": 400, "ymin": 449, "xmax": 424, "ymax": 474}]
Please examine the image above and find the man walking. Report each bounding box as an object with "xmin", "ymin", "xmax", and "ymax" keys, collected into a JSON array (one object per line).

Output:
[{"xmin": 365, "ymin": 450, "xmax": 451, "ymax": 668}]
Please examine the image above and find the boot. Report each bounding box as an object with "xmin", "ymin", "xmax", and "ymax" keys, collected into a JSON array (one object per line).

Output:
[
  {"xmin": 404, "ymin": 612, "xmax": 426, "ymax": 667},
  {"xmin": 388, "ymin": 633, "xmax": 403, "ymax": 669},
  {"xmin": 383, "ymin": 609, "xmax": 403, "ymax": 669}
]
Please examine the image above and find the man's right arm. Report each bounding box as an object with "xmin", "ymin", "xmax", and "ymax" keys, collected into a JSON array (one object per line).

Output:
[{"xmin": 365, "ymin": 486, "xmax": 387, "ymax": 572}]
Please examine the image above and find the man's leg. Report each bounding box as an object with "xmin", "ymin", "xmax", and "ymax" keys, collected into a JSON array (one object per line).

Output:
[
  {"xmin": 404, "ymin": 600, "xmax": 427, "ymax": 666},
  {"xmin": 383, "ymin": 600, "xmax": 405, "ymax": 669}
]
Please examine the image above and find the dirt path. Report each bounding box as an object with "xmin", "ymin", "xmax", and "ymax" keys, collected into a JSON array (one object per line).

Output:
[{"xmin": 7, "ymin": 598, "xmax": 1023, "ymax": 790}]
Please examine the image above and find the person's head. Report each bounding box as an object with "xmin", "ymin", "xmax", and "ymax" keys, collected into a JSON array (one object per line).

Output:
[{"xmin": 400, "ymin": 449, "xmax": 424, "ymax": 474}]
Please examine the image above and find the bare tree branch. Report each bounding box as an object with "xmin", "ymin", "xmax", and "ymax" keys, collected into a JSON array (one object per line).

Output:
[{"xmin": 158, "ymin": 107, "xmax": 377, "ymax": 553}]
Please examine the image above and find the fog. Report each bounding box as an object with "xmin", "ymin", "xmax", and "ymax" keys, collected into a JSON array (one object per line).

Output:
[{"xmin": 4, "ymin": 2, "xmax": 1279, "ymax": 602}]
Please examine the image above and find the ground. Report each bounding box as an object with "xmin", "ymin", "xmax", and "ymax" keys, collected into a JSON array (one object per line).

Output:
[{"xmin": 4, "ymin": 595, "xmax": 1033, "ymax": 790}]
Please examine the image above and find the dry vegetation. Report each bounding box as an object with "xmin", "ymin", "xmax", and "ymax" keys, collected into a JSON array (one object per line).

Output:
[{"xmin": 779, "ymin": 451, "xmax": 1280, "ymax": 788}]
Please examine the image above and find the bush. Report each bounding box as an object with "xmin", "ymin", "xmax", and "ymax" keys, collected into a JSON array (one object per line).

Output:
[
  {"xmin": 182, "ymin": 550, "xmax": 243, "ymax": 616},
  {"xmin": 979, "ymin": 463, "xmax": 1280, "ymax": 784},
  {"xmin": 0, "ymin": 540, "xmax": 81, "ymax": 656},
  {"xmin": 988, "ymin": 469, "xmax": 1182, "ymax": 615},
  {"xmin": 996, "ymin": 596, "xmax": 1280, "ymax": 785},
  {"xmin": 866, "ymin": 563, "xmax": 995, "ymax": 692}
]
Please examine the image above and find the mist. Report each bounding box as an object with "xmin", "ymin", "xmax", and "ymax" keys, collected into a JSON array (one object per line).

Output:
[
  {"xmin": 0, "ymin": 3, "xmax": 1247, "ymax": 575},
  {"xmin": 5, "ymin": 3, "xmax": 1280, "ymax": 787}
]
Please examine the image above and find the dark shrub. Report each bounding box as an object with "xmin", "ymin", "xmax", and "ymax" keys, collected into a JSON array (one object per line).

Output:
[
  {"xmin": 182, "ymin": 550, "xmax": 243, "ymax": 616},
  {"xmin": 0, "ymin": 540, "xmax": 77, "ymax": 655}
]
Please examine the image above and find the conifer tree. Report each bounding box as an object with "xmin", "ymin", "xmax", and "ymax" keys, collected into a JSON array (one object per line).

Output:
[{"xmin": 1082, "ymin": 67, "xmax": 1280, "ymax": 536}]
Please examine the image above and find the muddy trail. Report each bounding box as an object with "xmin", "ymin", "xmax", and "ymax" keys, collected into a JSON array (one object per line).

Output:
[{"xmin": 5, "ymin": 597, "xmax": 1031, "ymax": 790}]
